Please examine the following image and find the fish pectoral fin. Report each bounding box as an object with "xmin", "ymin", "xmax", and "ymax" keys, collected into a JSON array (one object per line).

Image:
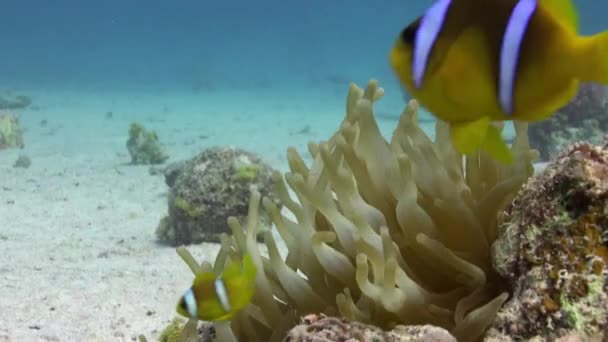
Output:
[
  {"xmin": 451, "ymin": 118, "xmax": 513, "ymax": 164},
  {"xmin": 480, "ymin": 125, "xmax": 514, "ymax": 164},
  {"xmin": 450, "ymin": 117, "xmax": 490, "ymax": 154},
  {"xmin": 440, "ymin": 27, "xmax": 496, "ymax": 113}
]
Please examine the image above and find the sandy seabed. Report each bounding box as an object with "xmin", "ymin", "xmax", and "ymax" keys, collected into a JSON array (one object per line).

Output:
[
  {"xmin": 0, "ymin": 86, "xmax": 542, "ymax": 341},
  {"xmin": 0, "ymin": 85, "xmax": 358, "ymax": 341}
]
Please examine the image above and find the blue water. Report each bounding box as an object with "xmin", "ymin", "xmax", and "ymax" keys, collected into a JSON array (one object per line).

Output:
[
  {"xmin": 0, "ymin": 1, "xmax": 428, "ymax": 163},
  {"xmin": 1, "ymin": 0, "xmax": 606, "ymax": 156},
  {"xmin": 1, "ymin": 0, "xmax": 605, "ymax": 91},
  {"xmin": 0, "ymin": 0, "xmax": 420, "ymax": 94}
]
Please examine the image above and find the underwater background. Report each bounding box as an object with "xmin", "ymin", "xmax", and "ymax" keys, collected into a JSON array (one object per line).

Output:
[
  {"xmin": 1, "ymin": 0, "xmax": 608, "ymax": 340},
  {"xmin": 1, "ymin": 0, "xmax": 606, "ymax": 148}
]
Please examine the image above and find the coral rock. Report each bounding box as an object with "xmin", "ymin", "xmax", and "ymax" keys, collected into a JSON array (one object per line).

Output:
[
  {"xmin": 156, "ymin": 146, "xmax": 278, "ymax": 245},
  {"xmin": 0, "ymin": 93, "xmax": 31, "ymax": 110},
  {"xmin": 126, "ymin": 122, "xmax": 169, "ymax": 164},
  {"xmin": 285, "ymin": 314, "xmax": 456, "ymax": 342},
  {"xmin": 490, "ymin": 139, "xmax": 608, "ymax": 340},
  {"xmin": 0, "ymin": 112, "xmax": 24, "ymax": 149},
  {"xmin": 13, "ymin": 154, "xmax": 31, "ymax": 168}
]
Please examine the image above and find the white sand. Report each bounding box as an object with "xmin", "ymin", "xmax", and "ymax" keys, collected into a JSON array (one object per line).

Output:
[
  {"xmin": 0, "ymin": 85, "xmax": 357, "ymax": 341},
  {"xmin": 0, "ymin": 85, "xmax": 542, "ymax": 341}
]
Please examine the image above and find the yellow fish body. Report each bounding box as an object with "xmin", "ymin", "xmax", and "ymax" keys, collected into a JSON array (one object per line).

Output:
[
  {"xmin": 390, "ymin": 0, "xmax": 608, "ymax": 163},
  {"xmin": 176, "ymin": 254, "xmax": 256, "ymax": 321}
]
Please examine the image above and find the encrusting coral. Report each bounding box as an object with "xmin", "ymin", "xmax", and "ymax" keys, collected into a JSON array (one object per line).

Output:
[
  {"xmin": 284, "ymin": 314, "xmax": 457, "ymax": 341},
  {"xmin": 126, "ymin": 122, "xmax": 169, "ymax": 165},
  {"xmin": 0, "ymin": 112, "xmax": 24, "ymax": 149},
  {"xmin": 488, "ymin": 140, "xmax": 608, "ymax": 340},
  {"xmin": 156, "ymin": 147, "xmax": 279, "ymax": 245},
  {"xmin": 176, "ymin": 80, "xmax": 538, "ymax": 341}
]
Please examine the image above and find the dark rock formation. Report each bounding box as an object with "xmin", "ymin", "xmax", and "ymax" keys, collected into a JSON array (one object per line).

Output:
[
  {"xmin": 0, "ymin": 112, "xmax": 24, "ymax": 149},
  {"xmin": 126, "ymin": 122, "xmax": 168, "ymax": 165},
  {"xmin": 155, "ymin": 146, "xmax": 279, "ymax": 245},
  {"xmin": 489, "ymin": 139, "xmax": 608, "ymax": 340}
]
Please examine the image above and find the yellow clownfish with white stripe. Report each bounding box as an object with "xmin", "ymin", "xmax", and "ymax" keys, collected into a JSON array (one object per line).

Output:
[
  {"xmin": 176, "ymin": 254, "xmax": 256, "ymax": 321},
  {"xmin": 390, "ymin": 0, "xmax": 608, "ymax": 163}
]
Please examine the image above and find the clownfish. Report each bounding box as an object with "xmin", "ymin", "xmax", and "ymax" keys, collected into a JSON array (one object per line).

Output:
[
  {"xmin": 176, "ymin": 254, "xmax": 256, "ymax": 321},
  {"xmin": 390, "ymin": 0, "xmax": 608, "ymax": 163}
]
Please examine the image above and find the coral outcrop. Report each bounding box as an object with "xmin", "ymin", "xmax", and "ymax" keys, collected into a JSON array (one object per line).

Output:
[
  {"xmin": 156, "ymin": 147, "xmax": 279, "ymax": 245},
  {"xmin": 529, "ymin": 83, "xmax": 608, "ymax": 161},
  {"xmin": 158, "ymin": 318, "xmax": 187, "ymax": 342},
  {"xmin": 126, "ymin": 122, "xmax": 168, "ymax": 164},
  {"xmin": 285, "ymin": 314, "xmax": 457, "ymax": 341},
  {"xmin": 0, "ymin": 112, "xmax": 24, "ymax": 149},
  {"xmin": 176, "ymin": 81, "xmax": 537, "ymax": 341},
  {"xmin": 13, "ymin": 154, "xmax": 31, "ymax": 168},
  {"xmin": 489, "ymin": 140, "xmax": 608, "ymax": 340},
  {"xmin": 0, "ymin": 93, "xmax": 31, "ymax": 110}
]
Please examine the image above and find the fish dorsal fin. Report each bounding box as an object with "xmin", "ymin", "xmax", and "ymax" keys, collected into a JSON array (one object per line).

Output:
[
  {"xmin": 221, "ymin": 255, "xmax": 256, "ymax": 308},
  {"xmin": 220, "ymin": 254, "xmax": 256, "ymax": 282},
  {"xmin": 241, "ymin": 254, "xmax": 256, "ymax": 282},
  {"xmin": 220, "ymin": 256, "xmax": 244, "ymax": 280},
  {"xmin": 541, "ymin": 0, "xmax": 578, "ymax": 32},
  {"xmin": 193, "ymin": 270, "xmax": 217, "ymax": 287}
]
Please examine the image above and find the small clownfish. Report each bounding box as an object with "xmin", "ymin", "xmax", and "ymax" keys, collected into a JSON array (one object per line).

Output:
[
  {"xmin": 390, "ymin": 0, "xmax": 608, "ymax": 163},
  {"xmin": 176, "ymin": 254, "xmax": 256, "ymax": 321}
]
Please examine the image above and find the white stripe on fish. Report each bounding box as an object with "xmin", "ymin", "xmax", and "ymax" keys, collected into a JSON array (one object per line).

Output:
[
  {"xmin": 499, "ymin": 0, "xmax": 537, "ymax": 115},
  {"xmin": 183, "ymin": 288, "xmax": 198, "ymax": 318},
  {"xmin": 413, "ymin": 0, "xmax": 452, "ymax": 89},
  {"xmin": 214, "ymin": 278, "xmax": 232, "ymax": 313}
]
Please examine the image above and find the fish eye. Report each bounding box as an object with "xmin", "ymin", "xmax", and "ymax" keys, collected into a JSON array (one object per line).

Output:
[{"xmin": 400, "ymin": 17, "xmax": 421, "ymax": 45}]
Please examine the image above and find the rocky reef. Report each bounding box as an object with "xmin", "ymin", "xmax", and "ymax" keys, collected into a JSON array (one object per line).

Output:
[
  {"xmin": 529, "ymin": 83, "xmax": 608, "ymax": 161},
  {"xmin": 126, "ymin": 122, "xmax": 168, "ymax": 164},
  {"xmin": 156, "ymin": 146, "xmax": 279, "ymax": 245},
  {"xmin": 0, "ymin": 112, "xmax": 24, "ymax": 149},
  {"xmin": 488, "ymin": 140, "xmax": 608, "ymax": 340}
]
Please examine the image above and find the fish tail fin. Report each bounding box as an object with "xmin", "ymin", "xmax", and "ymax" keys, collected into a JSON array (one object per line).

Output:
[
  {"xmin": 577, "ymin": 31, "xmax": 608, "ymax": 84},
  {"xmin": 595, "ymin": 31, "xmax": 608, "ymax": 84}
]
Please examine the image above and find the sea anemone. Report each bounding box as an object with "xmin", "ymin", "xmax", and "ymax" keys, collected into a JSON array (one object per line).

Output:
[{"xmin": 178, "ymin": 80, "xmax": 537, "ymax": 341}]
